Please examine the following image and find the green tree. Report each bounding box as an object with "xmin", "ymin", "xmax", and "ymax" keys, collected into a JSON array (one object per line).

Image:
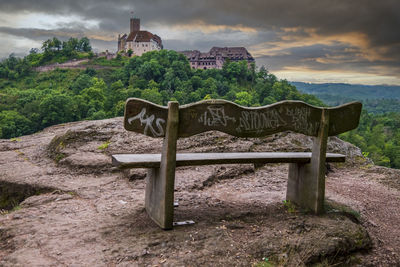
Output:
[
  {"xmin": 0, "ymin": 110, "xmax": 32, "ymax": 138},
  {"xmin": 71, "ymin": 74, "xmax": 94, "ymax": 94},
  {"xmin": 39, "ymin": 93, "xmax": 74, "ymax": 127},
  {"xmin": 81, "ymin": 78, "xmax": 106, "ymax": 116},
  {"xmin": 138, "ymin": 59, "xmax": 164, "ymax": 82},
  {"xmin": 141, "ymin": 88, "xmax": 163, "ymax": 104},
  {"xmin": 235, "ymin": 91, "xmax": 253, "ymax": 106},
  {"xmin": 78, "ymin": 37, "xmax": 92, "ymax": 52},
  {"xmin": 127, "ymin": 49, "xmax": 133, "ymax": 57}
]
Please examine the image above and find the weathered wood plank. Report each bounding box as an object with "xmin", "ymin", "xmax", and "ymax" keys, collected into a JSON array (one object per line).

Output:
[
  {"xmin": 124, "ymin": 98, "xmax": 168, "ymax": 137},
  {"xmin": 124, "ymin": 98, "xmax": 362, "ymax": 138},
  {"xmin": 144, "ymin": 101, "xmax": 179, "ymax": 230},
  {"xmin": 286, "ymin": 108, "xmax": 330, "ymax": 214},
  {"xmin": 179, "ymin": 99, "xmax": 323, "ymax": 137},
  {"xmin": 328, "ymin": 101, "xmax": 362, "ymax": 136},
  {"xmin": 112, "ymin": 152, "xmax": 345, "ymax": 169}
]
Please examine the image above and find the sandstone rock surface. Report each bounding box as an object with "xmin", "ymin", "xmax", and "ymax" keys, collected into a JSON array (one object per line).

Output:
[{"xmin": 0, "ymin": 117, "xmax": 399, "ymax": 266}]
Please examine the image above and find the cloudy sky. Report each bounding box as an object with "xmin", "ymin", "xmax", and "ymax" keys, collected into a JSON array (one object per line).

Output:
[{"xmin": 0, "ymin": 0, "xmax": 399, "ymax": 85}]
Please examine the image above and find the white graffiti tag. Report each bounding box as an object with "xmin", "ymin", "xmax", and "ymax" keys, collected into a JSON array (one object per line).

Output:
[
  {"xmin": 286, "ymin": 107, "xmax": 318, "ymax": 135},
  {"xmin": 236, "ymin": 109, "xmax": 286, "ymax": 133},
  {"xmin": 128, "ymin": 108, "xmax": 166, "ymax": 137},
  {"xmin": 198, "ymin": 106, "xmax": 236, "ymax": 127}
]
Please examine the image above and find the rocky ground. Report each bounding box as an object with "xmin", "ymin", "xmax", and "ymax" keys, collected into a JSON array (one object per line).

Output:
[{"xmin": 0, "ymin": 117, "xmax": 399, "ymax": 266}]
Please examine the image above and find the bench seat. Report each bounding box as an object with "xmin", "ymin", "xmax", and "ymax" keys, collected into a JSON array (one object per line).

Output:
[{"xmin": 112, "ymin": 152, "xmax": 345, "ymax": 169}]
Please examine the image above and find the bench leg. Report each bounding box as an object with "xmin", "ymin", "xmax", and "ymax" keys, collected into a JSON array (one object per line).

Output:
[
  {"xmin": 144, "ymin": 101, "xmax": 179, "ymax": 230},
  {"xmin": 287, "ymin": 162, "xmax": 325, "ymax": 214},
  {"xmin": 287, "ymin": 109, "xmax": 329, "ymax": 214},
  {"xmin": 145, "ymin": 167, "xmax": 175, "ymax": 230}
]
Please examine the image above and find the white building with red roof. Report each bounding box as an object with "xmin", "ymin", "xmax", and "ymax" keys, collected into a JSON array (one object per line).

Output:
[{"xmin": 117, "ymin": 17, "xmax": 163, "ymax": 56}]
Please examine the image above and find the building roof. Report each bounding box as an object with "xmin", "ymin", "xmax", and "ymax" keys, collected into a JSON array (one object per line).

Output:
[
  {"xmin": 126, "ymin": 31, "xmax": 163, "ymax": 47},
  {"xmin": 209, "ymin": 47, "xmax": 254, "ymax": 59},
  {"xmin": 180, "ymin": 47, "xmax": 254, "ymax": 62}
]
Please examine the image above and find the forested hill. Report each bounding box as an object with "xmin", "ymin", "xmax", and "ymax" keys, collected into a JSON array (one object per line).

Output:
[
  {"xmin": 292, "ymin": 82, "xmax": 400, "ymax": 99},
  {"xmin": 292, "ymin": 82, "xmax": 400, "ymax": 114},
  {"xmin": 0, "ymin": 40, "xmax": 322, "ymax": 140},
  {"xmin": 292, "ymin": 81, "xmax": 400, "ymax": 169},
  {"xmin": 2, "ymin": 37, "xmax": 400, "ymax": 170}
]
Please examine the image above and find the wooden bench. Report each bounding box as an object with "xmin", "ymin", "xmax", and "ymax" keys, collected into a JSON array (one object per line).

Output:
[{"xmin": 112, "ymin": 98, "xmax": 362, "ymax": 229}]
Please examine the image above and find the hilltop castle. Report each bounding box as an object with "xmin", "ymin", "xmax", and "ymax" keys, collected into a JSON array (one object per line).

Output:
[
  {"xmin": 117, "ymin": 17, "xmax": 254, "ymax": 68},
  {"xmin": 117, "ymin": 17, "xmax": 163, "ymax": 56},
  {"xmin": 180, "ymin": 47, "xmax": 255, "ymax": 69}
]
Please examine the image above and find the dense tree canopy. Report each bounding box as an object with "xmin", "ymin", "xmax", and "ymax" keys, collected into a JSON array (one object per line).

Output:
[
  {"xmin": 340, "ymin": 111, "xmax": 400, "ymax": 168},
  {"xmin": 3, "ymin": 40, "xmax": 400, "ymax": 170},
  {"xmin": 0, "ymin": 37, "xmax": 93, "ymax": 81},
  {"xmin": 0, "ymin": 46, "xmax": 322, "ymax": 141}
]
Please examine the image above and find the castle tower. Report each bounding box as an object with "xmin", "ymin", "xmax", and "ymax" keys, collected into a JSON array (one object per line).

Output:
[
  {"xmin": 130, "ymin": 18, "xmax": 140, "ymax": 32},
  {"xmin": 118, "ymin": 16, "xmax": 162, "ymax": 55}
]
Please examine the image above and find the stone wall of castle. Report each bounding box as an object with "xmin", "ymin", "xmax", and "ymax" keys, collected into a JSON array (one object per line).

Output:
[{"xmin": 180, "ymin": 47, "xmax": 255, "ymax": 69}]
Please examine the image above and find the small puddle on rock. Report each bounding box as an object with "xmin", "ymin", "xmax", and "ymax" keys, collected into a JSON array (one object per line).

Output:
[{"xmin": 0, "ymin": 180, "xmax": 55, "ymax": 211}]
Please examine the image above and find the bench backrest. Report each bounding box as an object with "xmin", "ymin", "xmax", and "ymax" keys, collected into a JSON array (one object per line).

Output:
[{"xmin": 124, "ymin": 98, "xmax": 362, "ymax": 139}]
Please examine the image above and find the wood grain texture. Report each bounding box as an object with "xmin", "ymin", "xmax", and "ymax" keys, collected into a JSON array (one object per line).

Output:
[
  {"xmin": 124, "ymin": 98, "xmax": 168, "ymax": 137},
  {"xmin": 328, "ymin": 101, "xmax": 362, "ymax": 136}
]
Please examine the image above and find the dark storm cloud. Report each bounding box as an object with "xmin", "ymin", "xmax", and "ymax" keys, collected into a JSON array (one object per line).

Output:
[
  {"xmin": 1, "ymin": 0, "xmax": 399, "ymax": 83},
  {"xmin": 0, "ymin": 26, "xmax": 86, "ymax": 40},
  {"xmin": 1, "ymin": 0, "xmax": 399, "ymax": 46},
  {"xmin": 7, "ymin": 1, "xmax": 400, "ymax": 63},
  {"xmin": 257, "ymin": 42, "xmax": 400, "ymax": 79}
]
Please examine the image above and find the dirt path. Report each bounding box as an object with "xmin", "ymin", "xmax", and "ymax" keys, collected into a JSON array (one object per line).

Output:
[
  {"xmin": 327, "ymin": 167, "xmax": 400, "ymax": 265},
  {"xmin": 35, "ymin": 59, "xmax": 89, "ymax": 72},
  {"xmin": 34, "ymin": 59, "xmax": 117, "ymax": 72}
]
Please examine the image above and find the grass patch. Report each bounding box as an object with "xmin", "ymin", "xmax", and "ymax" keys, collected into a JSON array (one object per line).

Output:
[
  {"xmin": 66, "ymin": 191, "xmax": 78, "ymax": 196},
  {"xmin": 253, "ymin": 257, "xmax": 275, "ymax": 267},
  {"xmin": 85, "ymin": 56, "xmax": 128, "ymax": 67},
  {"xmin": 11, "ymin": 205, "xmax": 21, "ymax": 212},
  {"xmin": 98, "ymin": 140, "xmax": 111, "ymax": 150},
  {"xmin": 325, "ymin": 201, "xmax": 361, "ymax": 222},
  {"xmin": 55, "ymin": 153, "xmax": 66, "ymax": 163},
  {"xmin": 14, "ymin": 149, "xmax": 25, "ymax": 156},
  {"xmin": 283, "ymin": 200, "xmax": 297, "ymax": 213}
]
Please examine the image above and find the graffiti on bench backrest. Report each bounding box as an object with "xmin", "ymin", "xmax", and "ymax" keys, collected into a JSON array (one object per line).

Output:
[
  {"xmin": 123, "ymin": 98, "xmax": 362, "ymax": 138},
  {"xmin": 127, "ymin": 108, "xmax": 166, "ymax": 137},
  {"xmin": 198, "ymin": 105, "xmax": 236, "ymax": 127}
]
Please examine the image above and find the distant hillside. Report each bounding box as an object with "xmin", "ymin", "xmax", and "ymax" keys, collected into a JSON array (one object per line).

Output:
[
  {"xmin": 292, "ymin": 82, "xmax": 400, "ymax": 100},
  {"xmin": 291, "ymin": 82, "xmax": 400, "ymax": 114}
]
